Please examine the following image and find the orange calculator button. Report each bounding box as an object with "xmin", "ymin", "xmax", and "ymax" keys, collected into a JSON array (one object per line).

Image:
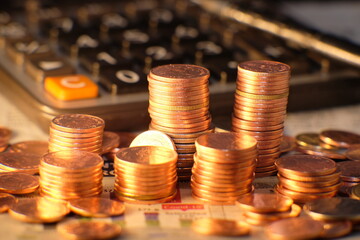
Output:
[{"xmin": 44, "ymin": 74, "xmax": 98, "ymax": 101}]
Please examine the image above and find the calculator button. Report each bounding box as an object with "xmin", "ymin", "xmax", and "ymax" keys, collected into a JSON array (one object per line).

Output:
[
  {"xmin": 44, "ymin": 75, "xmax": 98, "ymax": 101},
  {"xmin": 25, "ymin": 55, "xmax": 75, "ymax": 82}
]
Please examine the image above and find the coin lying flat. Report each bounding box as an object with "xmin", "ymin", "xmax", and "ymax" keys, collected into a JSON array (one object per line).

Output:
[
  {"xmin": 0, "ymin": 172, "xmax": 39, "ymax": 194},
  {"xmin": 265, "ymin": 217, "xmax": 324, "ymax": 240},
  {"xmin": 320, "ymin": 130, "xmax": 360, "ymax": 148},
  {"xmin": 57, "ymin": 220, "xmax": 122, "ymax": 240},
  {"xmin": 9, "ymin": 140, "xmax": 48, "ymax": 157},
  {"xmin": 69, "ymin": 197, "xmax": 125, "ymax": 217},
  {"xmin": 0, "ymin": 193, "xmax": 16, "ymax": 212},
  {"xmin": 0, "ymin": 152, "xmax": 41, "ymax": 174},
  {"xmin": 321, "ymin": 220, "xmax": 353, "ymax": 239},
  {"xmin": 129, "ymin": 130, "xmax": 176, "ymax": 151},
  {"xmin": 236, "ymin": 193, "xmax": 293, "ymax": 213},
  {"xmin": 191, "ymin": 218, "xmax": 250, "ymax": 236},
  {"xmin": 9, "ymin": 198, "xmax": 69, "ymax": 223}
]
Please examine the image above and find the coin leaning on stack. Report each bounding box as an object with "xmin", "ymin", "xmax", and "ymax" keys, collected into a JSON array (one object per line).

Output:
[
  {"xmin": 232, "ymin": 60, "xmax": 290, "ymax": 176},
  {"xmin": 275, "ymin": 155, "xmax": 340, "ymax": 203},
  {"xmin": 48, "ymin": 114, "xmax": 105, "ymax": 154},
  {"xmin": 39, "ymin": 150, "xmax": 103, "ymax": 201},
  {"xmin": 114, "ymin": 146, "xmax": 178, "ymax": 204},
  {"xmin": 191, "ymin": 132, "xmax": 257, "ymax": 205},
  {"xmin": 147, "ymin": 64, "xmax": 214, "ymax": 181}
]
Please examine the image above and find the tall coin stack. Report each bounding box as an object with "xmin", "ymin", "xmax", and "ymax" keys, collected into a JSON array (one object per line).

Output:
[
  {"xmin": 232, "ymin": 60, "xmax": 290, "ymax": 176},
  {"xmin": 148, "ymin": 64, "xmax": 213, "ymax": 181},
  {"xmin": 39, "ymin": 150, "xmax": 103, "ymax": 201},
  {"xmin": 191, "ymin": 132, "xmax": 257, "ymax": 205},
  {"xmin": 114, "ymin": 146, "xmax": 178, "ymax": 204},
  {"xmin": 275, "ymin": 155, "xmax": 340, "ymax": 203},
  {"xmin": 48, "ymin": 114, "xmax": 105, "ymax": 154}
]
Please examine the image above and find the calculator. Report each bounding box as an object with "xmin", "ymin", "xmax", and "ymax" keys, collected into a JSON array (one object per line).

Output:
[{"xmin": 1, "ymin": 0, "xmax": 360, "ymax": 132}]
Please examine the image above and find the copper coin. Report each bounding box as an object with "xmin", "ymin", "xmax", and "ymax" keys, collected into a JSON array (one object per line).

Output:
[
  {"xmin": 9, "ymin": 140, "xmax": 48, "ymax": 156},
  {"xmin": 244, "ymin": 204, "xmax": 302, "ymax": 222},
  {"xmin": 191, "ymin": 218, "xmax": 249, "ymax": 236},
  {"xmin": 296, "ymin": 145, "xmax": 346, "ymax": 160},
  {"xmin": 337, "ymin": 161, "xmax": 360, "ymax": 182},
  {"xmin": 149, "ymin": 64, "xmax": 209, "ymax": 82},
  {"xmin": 51, "ymin": 114, "xmax": 105, "ymax": 133},
  {"xmin": 296, "ymin": 132, "xmax": 338, "ymax": 150},
  {"xmin": 321, "ymin": 220, "xmax": 353, "ymax": 239},
  {"xmin": 9, "ymin": 197, "xmax": 69, "ymax": 223},
  {"xmin": 345, "ymin": 144, "xmax": 360, "ymax": 161},
  {"xmin": 0, "ymin": 193, "xmax": 16, "ymax": 212},
  {"xmin": 238, "ymin": 60, "xmax": 290, "ymax": 75},
  {"xmin": 279, "ymin": 180, "xmax": 341, "ymax": 194},
  {"xmin": 100, "ymin": 131, "xmax": 120, "ymax": 154},
  {"xmin": 49, "ymin": 127, "xmax": 103, "ymax": 139},
  {"xmin": 236, "ymin": 193, "xmax": 293, "ymax": 213},
  {"xmin": 57, "ymin": 220, "xmax": 121, "ymax": 240},
  {"xmin": 148, "ymin": 75, "xmax": 208, "ymax": 87},
  {"xmin": 265, "ymin": 217, "xmax": 323, "ymax": 240},
  {"xmin": 129, "ymin": 130, "xmax": 176, "ymax": 151},
  {"xmin": 0, "ymin": 152, "xmax": 41, "ymax": 174},
  {"xmin": 114, "ymin": 189, "xmax": 177, "ymax": 204},
  {"xmin": 278, "ymin": 168, "xmax": 341, "ymax": 183},
  {"xmin": 69, "ymin": 197, "xmax": 125, "ymax": 217},
  {"xmin": 304, "ymin": 197, "xmax": 360, "ymax": 221},
  {"xmin": 320, "ymin": 130, "xmax": 360, "ymax": 148},
  {"xmin": 275, "ymin": 154, "xmax": 337, "ymax": 177},
  {"xmin": 0, "ymin": 172, "xmax": 39, "ymax": 194},
  {"xmin": 275, "ymin": 184, "xmax": 337, "ymax": 203},
  {"xmin": 0, "ymin": 127, "xmax": 11, "ymax": 145}
]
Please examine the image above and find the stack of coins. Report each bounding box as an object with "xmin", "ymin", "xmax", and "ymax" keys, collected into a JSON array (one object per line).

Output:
[
  {"xmin": 337, "ymin": 161, "xmax": 360, "ymax": 196},
  {"xmin": 39, "ymin": 150, "xmax": 103, "ymax": 201},
  {"xmin": 236, "ymin": 193, "xmax": 301, "ymax": 226},
  {"xmin": 147, "ymin": 64, "xmax": 213, "ymax": 181},
  {"xmin": 191, "ymin": 132, "xmax": 257, "ymax": 205},
  {"xmin": 275, "ymin": 155, "xmax": 340, "ymax": 203},
  {"xmin": 232, "ymin": 60, "xmax": 290, "ymax": 176},
  {"xmin": 114, "ymin": 146, "xmax": 178, "ymax": 204},
  {"xmin": 48, "ymin": 114, "xmax": 105, "ymax": 154}
]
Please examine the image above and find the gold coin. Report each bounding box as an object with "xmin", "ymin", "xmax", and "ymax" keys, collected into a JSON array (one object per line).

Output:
[
  {"xmin": 0, "ymin": 172, "xmax": 39, "ymax": 194},
  {"xmin": 265, "ymin": 217, "xmax": 323, "ymax": 240},
  {"xmin": 9, "ymin": 140, "xmax": 48, "ymax": 156},
  {"xmin": 57, "ymin": 219, "xmax": 122, "ymax": 240},
  {"xmin": 51, "ymin": 114, "xmax": 105, "ymax": 133},
  {"xmin": 236, "ymin": 193, "xmax": 293, "ymax": 213},
  {"xmin": 9, "ymin": 197, "xmax": 69, "ymax": 223},
  {"xmin": 0, "ymin": 193, "xmax": 16, "ymax": 213},
  {"xmin": 191, "ymin": 218, "xmax": 250, "ymax": 236},
  {"xmin": 0, "ymin": 152, "xmax": 41, "ymax": 174},
  {"xmin": 129, "ymin": 130, "xmax": 176, "ymax": 151},
  {"xmin": 69, "ymin": 197, "xmax": 125, "ymax": 217}
]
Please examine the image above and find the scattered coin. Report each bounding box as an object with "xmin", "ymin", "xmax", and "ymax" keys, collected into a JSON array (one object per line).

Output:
[
  {"xmin": 9, "ymin": 197, "xmax": 69, "ymax": 223},
  {"xmin": 57, "ymin": 219, "xmax": 122, "ymax": 240},
  {"xmin": 129, "ymin": 130, "xmax": 176, "ymax": 151},
  {"xmin": 321, "ymin": 220, "xmax": 353, "ymax": 239},
  {"xmin": 279, "ymin": 135, "xmax": 296, "ymax": 153},
  {"xmin": 320, "ymin": 129, "xmax": 360, "ymax": 148},
  {"xmin": 9, "ymin": 140, "xmax": 48, "ymax": 157},
  {"xmin": 0, "ymin": 193, "xmax": 16, "ymax": 213},
  {"xmin": 69, "ymin": 197, "xmax": 125, "ymax": 217},
  {"xmin": 350, "ymin": 184, "xmax": 360, "ymax": 200},
  {"xmin": 236, "ymin": 193, "xmax": 293, "ymax": 213},
  {"xmin": 191, "ymin": 218, "xmax": 250, "ymax": 236},
  {"xmin": 0, "ymin": 152, "xmax": 41, "ymax": 174},
  {"xmin": 345, "ymin": 144, "xmax": 360, "ymax": 161},
  {"xmin": 0, "ymin": 172, "xmax": 39, "ymax": 194},
  {"xmin": 337, "ymin": 161, "xmax": 360, "ymax": 182}
]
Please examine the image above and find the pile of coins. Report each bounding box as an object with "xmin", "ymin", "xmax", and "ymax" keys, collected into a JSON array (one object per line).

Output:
[
  {"xmin": 232, "ymin": 60, "xmax": 290, "ymax": 176},
  {"xmin": 48, "ymin": 114, "xmax": 105, "ymax": 154},
  {"xmin": 337, "ymin": 161, "xmax": 360, "ymax": 196},
  {"xmin": 147, "ymin": 64, "xmax": 213, "ymax": 181},
  {"xmin": 39, "ymin": 150, "xmax": 103, "ymax": 201},
  {"xmin": 191, "ymin": 132, "xmax": 257, "ymax": 204},
  {"xmin": 114, "ymin": 146, "xmax": 178, "ymax": 204},
  {"xmin": 236, "ymin": 193, "xmax": 300, "ymax": 226},
  {"xmin": 275, "ymin": 155, "xmax": 340, "ymax": 203}
]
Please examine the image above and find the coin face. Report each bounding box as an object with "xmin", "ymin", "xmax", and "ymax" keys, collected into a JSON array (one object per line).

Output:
[
  {"xmin": 320, "ymin": 130, "xmax": 360, "ymax": 148},
  {"xmin": 0, "ymin": 172, "xmax": 39, "ymax": 194},
  {"xmin": 304, "ymin": 197, "xmax": 360, "ymax": 221},
  {"xmin": 57, "ymin": 220, "xmax": 122, "ymax": 240},
  {"xmin": 130, "ymin": 130, "xmax": 176, "ymax": 151},
  {"xmin": 150, "ymin": 64, "xmax": 209, "ymax": 80},
  {"xmin": 0, "ymin": 193, "xmax": 16, "ymax": 212},
  {"xmin": 239, "ymin": 60, "xmax": 290, "ymax": 74},
  {"xmin": 69, "ymin": 197, "xmax": 125, "ymax": 217},
  {"xmin": 191, "ymin": 218, "xmax": 250, "ymax": 236},
  {"xmin": 236, "ymin": 193, "xmax": 293, "ymax": 213},
  {"xmin": 265, "ymin": 217, "xmax": 323, "ymax": 240},
  {"xmin": 52, "ymin": 114, "xmax": 105, "ymax": 132},
  {"xmin": 0, "ymin": 152, "xmax": 41, "ymax": 174}
]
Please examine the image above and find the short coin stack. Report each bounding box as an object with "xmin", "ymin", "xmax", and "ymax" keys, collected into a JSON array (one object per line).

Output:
[
  {"xmin": 337, "ymin": 161, "xmax": 360, "ymax": 196},
  {"xmin": 114, "ymin": 146, "xmax": 178, "ymax": 204},
  {"xmin": 48, "ymin": 114, "xmax": 105, "ymax": 154},
  {"xmin": 275, "ymin": 155, "xmax": 340, "ymax": 203},
  {"xmin": 191, "ymin": 132, "xmax": 257, "ymax": 205},
  {"xmin": 232, "ymin": 60, "xmax": 290, "ymax": 176},
  {"xmin": 236, "ymin": 193, "xmax": 300, "ymax": 226},
  {"xmin": 39, "ymin": 150, "xmax": 103, "ymax": 201},
  {"xmin": 147, "ymin": 64, "xmax": 213, "ymax": 181}
]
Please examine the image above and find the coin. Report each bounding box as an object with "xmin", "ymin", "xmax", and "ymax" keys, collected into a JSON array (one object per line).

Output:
[
  {"xmin": 69, "ymin": 197, "xmax": 125, "ymax": 217},
  {"xmin": 296, "ymin": 132, "xmax": 337, "ymax": 150},
  {"xmin": 350, "ymin": 184, "xmax": 360, "ymax": 200},
  {"xmin": 321, "ymin": 220, "xmax": 352, "ymax": 239},
  {"xmin": 345, "ymin": 144, "xmax": 360, "ymax": 161},
  {"xmin": 244, "ymin": 203, "xmax": 301, "ymax": 222},
  {"xmin": 0, "ymin": 193, "xmax": 16, "ymax": 212},
  {"xmin": 0, "ymin": 152, "xmax": 41, "ymax": 174},
  {"xmin": 51, "ymin": 114, "xmax": 105, "ymax": 133},
  {"xmin": 57, "ymin": 219, "xmax": 122, "ymax": 240},
  {"xmin": 0, "ymin": 172, "xmax": 39, "ymax": 194},
  {"xmin": 129, "ymin": 130, "xmax": 176, "ymax": 150},
  {"xmin": 236, "ymin": 193, "xmax": 293, "ymax": 213},
  {"xmin": 9, "ymin": 197, "xmax": 69, "ymax": 223},
  {"xmin": 9, "ymin": 140, "xmax": 48, "ymax": 156},
  {"xmin": 0, "ymin": 127, "xmax": 11, "ymax": 145},
  {"xmin": 304, "ymin": 197, "xmax": 360, "ymax": 221},
  {"xmin": 100, "ymin": 131, "xmax": 120, "ymax": 154},
  {"xmin": 337, "ymin": 161, "xmax": 360, "ymax": 182},
  {"xmin": 296, "ymin": 145, "xmax": 346, "ymax": 160},
  {"xmin": 191, "ymin": 218, "xmax": 250, "ymax": 236},
  {"xmin": 265, "ymin": 217, "xmax": 323, "ymax": 240},
  {"xmin": 279, "ymin": 136, "xmax": 296, "ymax": 153},
  {"xmin": 320, "ymin": 130, "xmax": 360, "ymax": 148}
]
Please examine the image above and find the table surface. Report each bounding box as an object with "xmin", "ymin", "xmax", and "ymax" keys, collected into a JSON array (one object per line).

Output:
[{"xmin": 1, "ymin": 92, "xmax": 360, "ymax": 240}]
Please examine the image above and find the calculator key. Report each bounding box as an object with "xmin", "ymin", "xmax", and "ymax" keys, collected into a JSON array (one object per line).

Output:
[
  {"xmin": 44, "ymin": 75, "xmax": 98, "ymax": 101},
  {"xmin": 25, "ymin": 55, "xmax": 75, "ymax": 82}
]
